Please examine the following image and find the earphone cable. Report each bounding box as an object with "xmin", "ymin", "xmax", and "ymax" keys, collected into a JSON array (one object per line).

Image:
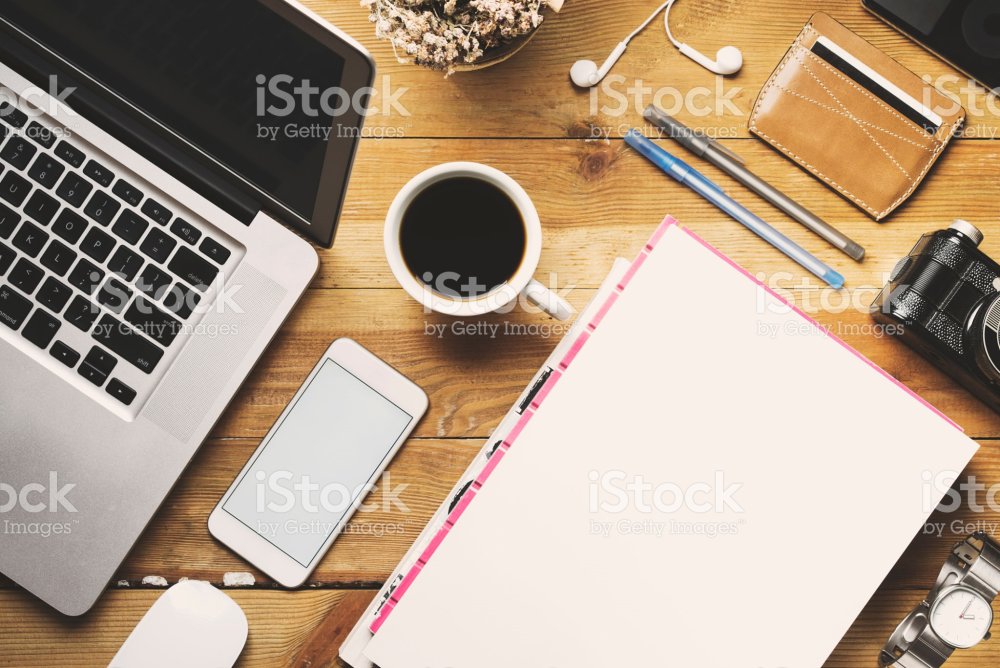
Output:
[
  {"xmin": 626, "ymin": 0, "xmax": 674, "ymax": 43},
  {"xmin": 662, "ymin": 0, "xmax": 681, "ymax": 47}
]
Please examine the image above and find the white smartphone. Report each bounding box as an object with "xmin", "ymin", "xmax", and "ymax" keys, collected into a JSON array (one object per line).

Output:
[{"xmin": 208, "ymin": 338, "xmax": 428, "ymax": 587}]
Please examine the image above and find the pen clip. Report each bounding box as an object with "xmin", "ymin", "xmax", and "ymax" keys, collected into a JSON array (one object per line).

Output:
[{"xmin": 706, "ymin": 137, "xmax": 745, "ymax": 165}]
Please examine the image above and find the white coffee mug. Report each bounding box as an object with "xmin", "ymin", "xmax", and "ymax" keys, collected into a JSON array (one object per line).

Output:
[{"xmin": 384, "ymin": 162, "xmax": 574, "ymax": 320}]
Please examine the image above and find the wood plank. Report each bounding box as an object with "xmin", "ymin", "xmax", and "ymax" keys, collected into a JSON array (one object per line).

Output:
[
  {"xmin": 208, "ymin": 288, "xmax": 1000, "ymax": 442},
  {"xmin": 2, "ymin": 440, "xmax": 998, "ymax": 590},
  {"xmin": 114, "ymin": 438, "xmax": 479, "ymax": 586},
  {"xmin": 294, "ymin": 0, "xmax": 1000, "ymax": 139},
  {"xmin": 2, "ymin": 587, "xmax": 999, "ymax": 667},
  {"xmin": 0, "ymin": 589, "xmax": 370, "ymax": 668},
  {"xmin": 322, "ymin": 139, "xmax": 1000, "ymax": 290}
]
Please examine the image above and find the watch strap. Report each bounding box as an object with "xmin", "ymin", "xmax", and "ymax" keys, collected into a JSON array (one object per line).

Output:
[
  {"xmin": 954, "ymin": 532, "xmax": 1000, "ymax": 598},
  {"xmin": 879, "ymin": 607, "xmax": 954, "ymax": 668}
]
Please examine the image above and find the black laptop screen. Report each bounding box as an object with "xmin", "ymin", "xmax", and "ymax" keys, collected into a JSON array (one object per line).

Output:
[{"xmin": 1, "ymin": 0, "xmax": 368, "ymax": 245}]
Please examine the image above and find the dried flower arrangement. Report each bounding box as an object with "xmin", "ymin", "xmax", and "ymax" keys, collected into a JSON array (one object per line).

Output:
[{"xmin": 362, "ymin": 0, "xmax": 564, "ymax": 73}]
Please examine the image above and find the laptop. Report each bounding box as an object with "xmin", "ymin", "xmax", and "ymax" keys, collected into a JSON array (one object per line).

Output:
[{"xmin": 0, "ymin": 0, "xmax": 374, "ymax": 616}]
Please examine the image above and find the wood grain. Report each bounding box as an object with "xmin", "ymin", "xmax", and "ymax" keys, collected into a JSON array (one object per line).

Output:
[
  {"xmin": 5, "ymin": 0, "xmax": 1000, "ymax": 666},
  {"xmin": 315, "ymin": 140, "xmax": 1000, "ymax": 290},
  {"xmin": 293, "ymin": 0, "xmax": 1000, "ymax": 139},
  {"xmin": 4, "ymin": 440, "xmax": 999, "ymax": 590},
  {"xmin": 209, "ymin": 290, "xmax": 1000, "ymax": 442},
  {"xmin": 2, "ymin": 588, "xmax": 1000, "ymax": 667}
]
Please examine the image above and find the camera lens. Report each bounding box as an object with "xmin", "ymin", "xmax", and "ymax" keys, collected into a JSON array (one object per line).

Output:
[{"xmin": 973, "ymin": 295, "xmax": 1000, "ymax": 382}]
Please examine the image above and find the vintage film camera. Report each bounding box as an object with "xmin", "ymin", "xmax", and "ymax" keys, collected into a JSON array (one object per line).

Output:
[{"xmin": 872, "ymin": 220, "xmax": 1000, "ymax": 413}]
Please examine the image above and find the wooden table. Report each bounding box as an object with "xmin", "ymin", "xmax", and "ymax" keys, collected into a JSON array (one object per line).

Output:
[{"xmin": 4, "ymin": 0, "xmax": 1000, "ymax": 665}]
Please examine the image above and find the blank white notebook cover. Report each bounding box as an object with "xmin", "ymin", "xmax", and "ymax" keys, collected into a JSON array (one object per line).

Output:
[{"xmin": 364, "ymin": 219, "xmax": 978, "ymax": 668}]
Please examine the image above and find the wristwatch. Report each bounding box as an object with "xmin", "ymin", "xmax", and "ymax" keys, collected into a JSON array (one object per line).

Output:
[{"xmin": 880, "ymin": 532, "xmax": 1000, "ymax": 667}]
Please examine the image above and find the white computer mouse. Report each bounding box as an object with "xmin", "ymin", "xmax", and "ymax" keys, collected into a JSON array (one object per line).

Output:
[{"xmin": 109, "ymin": 581, "xmax": 248, "ymax": 668}]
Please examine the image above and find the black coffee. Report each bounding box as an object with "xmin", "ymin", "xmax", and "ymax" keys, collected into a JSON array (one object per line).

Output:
[{"xmin": 400, "ymin": 176, "xmax": 526, "ymax": 298}]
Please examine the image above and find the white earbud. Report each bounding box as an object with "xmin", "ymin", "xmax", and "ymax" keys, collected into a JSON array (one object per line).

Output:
[
  {"xmin": 570, "ymin": 41, "xmax": 628, "ymax": 87},
  {"xmin": 677, "ymin": 43, "xmax": 744, "ymax": 76},
  {"xmin": 569, "ymin": 1, "xmax": 743, "ymax": 88}
]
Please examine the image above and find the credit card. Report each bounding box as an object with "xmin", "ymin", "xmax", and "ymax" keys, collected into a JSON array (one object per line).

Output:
[{"xmin": 811, "ymin": 36, "xmax": 942, "ymax": 134}]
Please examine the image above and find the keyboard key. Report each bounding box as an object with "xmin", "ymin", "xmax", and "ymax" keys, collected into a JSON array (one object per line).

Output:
[
  {"xmin": 108, "ymin": 246, "xmax": 144, "ymax": 281},
  {"xmin": 112, "ymin": 179, "xmax": 143, "ymax": 207},
  {"xmin": 0, "ymin": 102, "xmax": 28, "ymax": 129},
  {"xmin": 139, "ymin": 228, "xmax": 176, "ymax": 264},
  {"xmin": 80, "ymin": 227, "xmax": 116, "ymax": 263},
  {"xmin": 0, "ymin": 136, "xmax": 37, "ymax": 170},
  {"xmin": 0, "ymin": 171, "xmax": 32, "ymax": 207},
  {"xmin": 141, "ymin": 198, "xmax": 172, "ymax": 226},
  {"xmin": 125, "ymin": 296, "xmax": 181, "ymax": 347},
  {"xmin": 56, "ymin": 172, "xmax": 93, "ymax": 208},
  {"xmin": 54, "ymin": 141, "xmax": 85, "ymax": 168},
  {"xmin": 40, "ymin": 240, "xmax": 77, "ymax": 277},
  {"xmin": 68, "ymin": 258, "xmax": 105, "ymax": 295},
  {"xmin": 52, "ymin": 209, "xmax": 88, "ymax": 244},
  {"xmin": 171, "ymin": 218, "xmax": 201, "ymax": 245},
  {"xmin": 0, "ymin": 241, "xmax": 14, "ymax": 275},
  {"xmin": 0, "ymin": 202, "xmax": 19, "ymax": 238},
  {"xmin": 9, "ymin": 258, "xmax": 43, "ymax": 294},
  {"xmin": 92, "ymin": 314, "xmax": 163, "ymax": 374},
  {"xmin": 83, "ymin": 345, "xmax": 117, "ymax": 376},
  {"xmin": 136, "ymin": 264, "xmax": 171, "ymax": 300},
  {"xmin": 37, "ymin": 277, "xmax": 72, "ymax": 313},
  {"xmin": 0, "ymin": 284, "xmax": 31, "ymax": 329},
  {"xmin": 27, "ymin": 154, "xmax": 65, "ymax": 189},
  {"xmin": 25, "ymin": 121, "xmax": 55, "ymax": 149},
  {"xmin": 162, "ymin": 283, "xmax": 201, "ymax": 320},
  {"xmin": 106, "ymin": 379, "xmax": 137, "ymax": 406},
  {"xmin": 64, "ymin": 295, "xmax": 99, "ymax": 332},
  {"xmin": 111, "ymin": 209, "xmax": 149, "ymax": 245},
  {"xmin": 97, "ymin": 278, "xmax": 133, "ymax": 314},
  {"xmin": 78, "ymin": 363, "xmax": 107, "ymax": 386},
  {"xmin": 83, "ymin": 160, "xmax": 114, "ymax": 187},
  {"xmin": 12, "ymin": 221, "xmax": 48, "ymax": 258},
  {"xmin": 83, "ymin": 191, "xmax": 120, "ymax": 226},
  {"xmin": 22, "ymin": 309, "xmax": 60, "ymax": 348},
  {"xmin": 168, "ymin": 246, "xmax": 218, "ymax": 291},
  {"xmin": 50, "ymin": 340, "xmax": 80, "ymax": 367},
  {"xmin": 77, "ymin": 364, "xmax": 108, "ymax": 387},
  {"xmin": 199, "ymin": 237, "xmax": 231, "ymax": 265},
  {"xmin": 23, "ymin": 190, "xmax": 60, "ymax": 225}
]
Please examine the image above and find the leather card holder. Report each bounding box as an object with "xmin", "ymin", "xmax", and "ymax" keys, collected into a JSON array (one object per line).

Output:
[{"xmin": 749, "ymin": 12, "xmax": 966, "ymax": 221}]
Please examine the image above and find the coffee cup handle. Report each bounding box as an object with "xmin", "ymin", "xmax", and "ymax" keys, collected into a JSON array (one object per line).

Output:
[{"xmin": 523, "ymin": 279, "xmax": 574, "ymax": 321}]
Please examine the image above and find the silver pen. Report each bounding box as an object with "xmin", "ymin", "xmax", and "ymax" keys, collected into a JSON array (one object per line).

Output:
[{"xmin": 643, "ymin": 104, "xmax": 865, "ymax": 262}]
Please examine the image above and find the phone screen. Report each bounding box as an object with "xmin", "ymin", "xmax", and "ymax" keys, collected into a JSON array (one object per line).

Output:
[
  {"xmin": 865, "ymin": 0, "xmax": 1000, "ymax": 90},
  {"xmin": 223, "ymin": 359, "xmax": 413, "ymax": 567}
]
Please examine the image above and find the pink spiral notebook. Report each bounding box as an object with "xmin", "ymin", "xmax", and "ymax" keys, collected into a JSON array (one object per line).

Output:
[{"xmin": 362, "ymin": 217, "xmax": 975, "ymax": 668}]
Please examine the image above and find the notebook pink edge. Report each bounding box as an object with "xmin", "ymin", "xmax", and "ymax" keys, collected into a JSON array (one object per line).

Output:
[{"xmin": 369, "ymin": 214, "xmax": 960, "ymax": 634}]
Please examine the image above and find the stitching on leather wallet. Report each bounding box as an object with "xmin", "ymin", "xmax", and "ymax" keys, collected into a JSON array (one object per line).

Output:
[
  {"xmin": 794, "ymin": 51, "xmax": 913, "ymax": 180},
  {"xmin": 771, "ymin": 85, "xmax": 938, "ymax": 150},
  {"xmin": 792, "ymin": 45, "xmax": 939, "ymax": 143},
  {"xmin": 753, "ymin": 124, "xmax": 946, "ymax": 218},
  {"xmin": 749, "ymin": 26, "xmax": 810, "ymax": 134},
  {"xmin": 749, "ymin": 22, "xmax": 953, "ymax": 218},
  {"xmin": 752, "ymin": 126, "xmax": 881, "ymax": 217}
]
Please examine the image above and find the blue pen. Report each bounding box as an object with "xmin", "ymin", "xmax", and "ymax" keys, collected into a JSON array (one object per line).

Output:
[{"xmin": 624, "ymin": 130, "xmax": 845, "ymax": 289}]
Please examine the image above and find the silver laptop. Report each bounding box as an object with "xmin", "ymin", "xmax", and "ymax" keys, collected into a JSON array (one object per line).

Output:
[{"xmin": 0, "ymin": 0, "xmax": 374, "ymax": 616}]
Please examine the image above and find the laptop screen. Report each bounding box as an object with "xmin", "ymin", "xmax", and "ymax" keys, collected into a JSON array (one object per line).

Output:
[{"xmin": 0, "ymin": 0, "xmax": 372, "ymax": 246}]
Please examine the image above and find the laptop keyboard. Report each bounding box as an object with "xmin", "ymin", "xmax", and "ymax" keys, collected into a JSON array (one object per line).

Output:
[{"xmin": 0, "ymin": 95, "xmax": 241, "ymax": 414}]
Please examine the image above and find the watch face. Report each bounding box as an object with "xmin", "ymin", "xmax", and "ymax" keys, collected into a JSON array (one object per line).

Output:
[{"xmin": 930, "ymin": 586, "xmax": 994, "ymax": 649}]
